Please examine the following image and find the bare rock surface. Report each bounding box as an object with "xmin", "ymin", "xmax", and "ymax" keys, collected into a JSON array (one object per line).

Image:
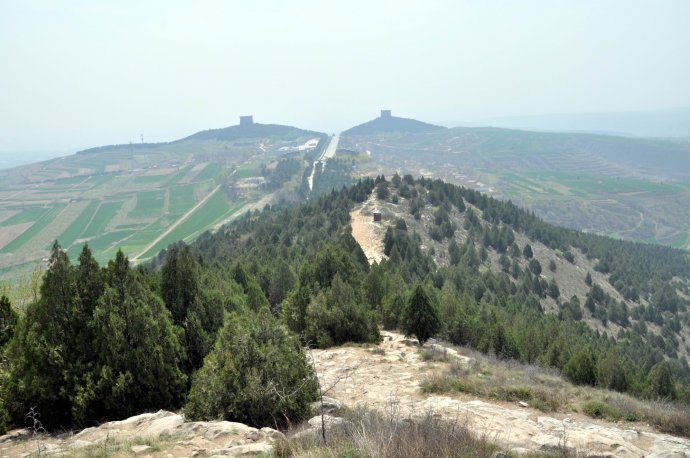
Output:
[
  {"xmin": 350, "ymin": 194, "xmax": 388, "ymax": 264},
  {"xmin": 311, "ymin": 330, "xmax": 690, "ymax": 457},
  {"xmin": 0, "ymin": 410, "xmax": 282, "ymax": 457}
]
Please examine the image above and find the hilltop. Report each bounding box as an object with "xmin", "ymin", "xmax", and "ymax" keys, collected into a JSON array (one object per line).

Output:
[
  {"xmin": 342, "ymin": 110, "xmax": 445, "ymax": 136},
  {"xmin": 76, "ymin": 121, "xmax": 323, "ymax": 156}
]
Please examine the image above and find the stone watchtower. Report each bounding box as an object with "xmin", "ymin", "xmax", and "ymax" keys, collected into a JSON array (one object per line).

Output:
[
  {"xmin": 380, "ymin": 110, "xmax": 391, "ymax": 119},
  {"xmin": 240, "ymin": 115, "xmax": 254, "ymax": 126}
]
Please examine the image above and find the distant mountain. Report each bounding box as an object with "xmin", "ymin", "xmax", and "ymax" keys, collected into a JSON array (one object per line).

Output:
[
  {"xmin": 77, "ymin": 121, "xmax": 324, "ymax": 155},
  {"xmin": 341, "ymin": 125, "xmax": 690, "ymax": 181},
  {"xmin": 181, "ymin": 123, "xmax": 323, "ymax": 142},
  {"xmin": 471, "ymin": 107, "xmax": 690, "ymax": 139},
  {"xmin": 342, "ymin": 111, "xmax": 445, "ymax": 136}
]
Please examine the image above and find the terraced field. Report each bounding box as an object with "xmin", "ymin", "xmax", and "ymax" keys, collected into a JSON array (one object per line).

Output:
[{"xmin": 0, "ymin": 123, "xmax": 325, "ymax": 286}]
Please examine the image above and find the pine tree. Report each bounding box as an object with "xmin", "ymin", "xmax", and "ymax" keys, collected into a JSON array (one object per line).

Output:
[
  {"xmin": 89, "ymin": 252, "xmax": 186, "ymax": 419},
  {"xmin": 403, "ymin": 283, "xmax": 440, "ymax": 345},
  {"xmin": 564, "ymin": 347, "xmax": 597, "ymax": 385},
  {"xmin": 3, "ymin": 242, "xmax": 78, "ymax": 427},
  {"xmin": 0, "ymin": 296, "xmax": 17, "ymax": 347},
  {"xmin": 161, "ymin": 245, "xmax": 199, "ymax": 326},
  {"xmin": 185, "ymin": 310, "xmax": 318, "ymax": 428},
  {"xmin": 74, "ymin": 244, "xmax": 103, "ymax": 360},
  {"xmin": 647, "ymin": 361, "xmax": 675, "ymax": 399},
  {"xmin": 523, "ymin": 243, "xmax": 533, "ymax": 259}
]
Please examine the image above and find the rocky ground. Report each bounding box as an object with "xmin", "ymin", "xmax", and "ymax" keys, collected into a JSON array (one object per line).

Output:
[
  {"xmin": 0, "ymin": 410, "xmax": 283, "ymax": 457},
  {"xmin": 311, "ymin": 331, "xmax": 690, "ymax": 457}
]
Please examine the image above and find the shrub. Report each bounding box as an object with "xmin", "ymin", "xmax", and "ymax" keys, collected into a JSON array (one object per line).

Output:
[
  {"xmin": 647, "ymin": 361, "xmax": 676, "ymax": 400},
  {"xmin": 582, "ymin": 400, "xmax": 622, "ymax": 420},
  {"xmin": 304, "ymin": 274, "xmax": 380, "ymax": 347},
  {"xmin": 185, "ymin": 310, "xmax": 318, "ymax": 428},
  {"xmin": 564, "ymin": 347, "xmax": 596, "ymax": 386},
  {"xmin": 403, "ymin": 283, "xmax": 440, "ymax": 345}
]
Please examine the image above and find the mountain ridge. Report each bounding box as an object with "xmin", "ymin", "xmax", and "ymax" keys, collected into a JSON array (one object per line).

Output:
[{"xmin": 76, "ymin": 122, "xmax": 325, "ymax": 155}]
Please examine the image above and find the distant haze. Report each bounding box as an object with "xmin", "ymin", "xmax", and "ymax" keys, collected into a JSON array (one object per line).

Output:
[
  {"xmin": 1, "ymin": 0, "xmax": 690, "ymax": 162},
  {"xmin": 463, "ymin": 108, "xmax": 690, "ymax": 138}
]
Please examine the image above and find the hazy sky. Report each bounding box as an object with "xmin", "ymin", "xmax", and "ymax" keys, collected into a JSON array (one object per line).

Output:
[{"xmin": 1, "ymin": 0, "xmax": 689, "ymax": 157}]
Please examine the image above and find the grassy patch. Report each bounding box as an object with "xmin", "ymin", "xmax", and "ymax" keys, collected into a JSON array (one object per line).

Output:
[
  {"xmin": 580, "ymin": 396, "xmax": 690, "ymax": 437},
  {"xmin": 275, "ymin": 408, "xmax": 511, "ymax": 458},
  {"xmin": 420, "ymin": 347, "xmax": 450, "ymax": 363},
  {"xmin": 69, "ymin": 435, "xmax": 174, "ymax": 458},
  {"xmin": 419, "ymin": 348, "xmax": 565, "ymax": 413},
  {"xmin": 418, "ymin": 341, "xmax": 690, "ymax": 438}
]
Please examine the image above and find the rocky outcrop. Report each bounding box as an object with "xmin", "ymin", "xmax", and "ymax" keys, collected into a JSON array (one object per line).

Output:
[
  {"xmin": 311, "ymin": 331, "xmax": 690, "ymax": 457},
  {"xmin": 0, "ymin": 410, "xmax": 284, "ymax": 457}
]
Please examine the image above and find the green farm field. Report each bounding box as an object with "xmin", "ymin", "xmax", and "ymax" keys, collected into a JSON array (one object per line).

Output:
[{"xmin": 0, "ymin": 121, "xmax": 324, "ymax": 288}]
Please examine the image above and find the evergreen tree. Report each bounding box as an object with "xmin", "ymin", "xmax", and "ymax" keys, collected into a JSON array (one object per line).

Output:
[
  {"xmin": 268, "ymin": 260, "xmax": 295, "ymax": 309},
  {"xmin": 403, "ymin": 283, "xmax": 440, "ymax": 345},
  {"xmin": 509, "ymin": 242, "xmax": 521, "ymax": 258},
  {"xmin": 0, "ymin": 296, "xmax": 17, "ymax": 348},
  {"xmin": 305, "ymin": 274, "xmax": 380, "ymax": 347},
  {"xmin": 74, "ymin": 244, "xmax": 103, "ymax": 361},
  {"xmin": 161, "ymin": 244, "xmax": 199, "ymax": 326},
  {"xmin": 564, "ymin": 347, "xmax": 597, "ymax": 385},
  {"xmin": 647, "ymin": 361, "xmax": 675, "ymax": 399},
  {"xmin": 529, "ymin": 259, "xmax": 542, "ymax": 275},
  {"xmin": 88, "ymin": 251, "xmax": 186, "ymax": 420},
  {"xmin": 597, "ymin": 352, "xmax": 629, "ymax": 392},
  {"xmin": 3, "ymin": 242, "xmax": 78, "ymax": 427},
  {"xmin": 185, "ymin": 310, "xmax": 318, "ymax": 428},
  {"xmin": 448, "ymin": 239, "xmax": 461, "ymax": 266},
  {"xmin": 523, "ymin": 244, "xmax": 534, "ymax": 259}
]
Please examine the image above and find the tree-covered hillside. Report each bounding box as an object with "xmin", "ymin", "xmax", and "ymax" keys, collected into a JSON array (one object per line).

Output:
[
  {"xmin": 192, "ymin": 175, "xmax": 690, "ymax": 399},
  {"xmin": 1, "ymin": 176, "xmax": 689, "ymax": 434}
]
